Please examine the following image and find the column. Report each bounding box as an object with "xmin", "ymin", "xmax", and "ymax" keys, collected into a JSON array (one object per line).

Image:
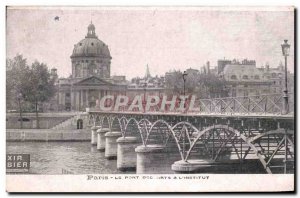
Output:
[
  {"xmin": 58, "ymin": 92, "xmax": 62, "ymax": 105},
  {"xmin": 71, "ymin": 91, "xmax": 74, "ymax": 111},
  {"xmin": 80, "ymin": 90, "xmax": 84, "ymax": 110},
  {"xmin": 86, "ymin": 90, "xmax": 89, "ymax": 107},
  {"xmin": 62, "ymin": 92, "xmax": 65, "ymax": 107},
  {"xmin": 76, "ymin": 91, "xmax": 80, "ymax": 111},
  {"xmin": 98, "ymin": 91, "xmax": 101, "ymax": 104}
]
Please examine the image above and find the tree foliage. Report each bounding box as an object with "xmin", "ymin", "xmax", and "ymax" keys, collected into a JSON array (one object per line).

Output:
[
  {"xmin": 6, "ymin": 55, "xmax": 56, "ymax": 128},
  {"xmin": 165, "ymin": 70, "xmax": 229, "ymax": 98},
  {"xmin": 22, "ymin": 61, "xmax": 56, "ymax": 104},
  {"xmin": 6, "ymin": 55, "xmax": 29, "ymax": 109}
]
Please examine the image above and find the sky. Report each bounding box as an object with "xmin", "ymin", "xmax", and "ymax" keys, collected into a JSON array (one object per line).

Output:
[{"xmin": 6, "ymin": 7, "xmax": 295, "ymax": 79}]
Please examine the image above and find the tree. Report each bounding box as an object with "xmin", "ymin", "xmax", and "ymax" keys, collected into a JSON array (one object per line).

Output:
[
  {"xmin": 198, "ymin": 73, "xmax": 229, "ymax": 98},
  {"xmin": 21, "ymin": 61, "xmax": 56, "ymax": 129},
  {"xmin": 165, "ymin": 70, "xmax": 229, "ymax": 98},
  {"xmin": 6, "ymin": 55, "xmax": 30, "ymax": 128},
  {"xmin": 165, "ymin": 70, "xmax": 184, "ymax": 94}
]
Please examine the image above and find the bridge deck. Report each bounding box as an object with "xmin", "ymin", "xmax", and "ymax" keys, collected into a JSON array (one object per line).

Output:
[{"xmin": 88, "ymin": 110, "xmax": 294, "ymax": 120}]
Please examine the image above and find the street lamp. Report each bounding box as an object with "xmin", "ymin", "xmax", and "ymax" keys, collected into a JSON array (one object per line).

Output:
[
  {"xmin": 182, "ymin": 71, "xmax": 187, "ymax": 97},
  {"xmin": 281, "ymin": 39, "xmax": 290, "ymax": 114},
  {"xmin": 182, "ymin": 71, "xmax": 188, "ymax": 161},
  {"xmin": 17, "ymin": 93, "xmax": 23, "ymax": 129},
  {"xmin": 143, "ymin": 82, "xmax": 147, "ymax": 113}
]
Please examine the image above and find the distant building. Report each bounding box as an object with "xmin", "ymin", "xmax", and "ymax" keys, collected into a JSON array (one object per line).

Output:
[
  {"xmin": 259, "ymin": 62, "xmax": 294, "ymax": 94},
  {"xmin": 218, "ymin": 58, "xmax": 256, "ymax": 74},
  {"xmin": 56, "ymin": 23, "xmax": 126, "ymax": 111},
  {"xmin": 186, "ymin": 68, "xmax": 200, "ymax": 76},
  {"xmin": 220, "ymin": 59, "xmax": 271, "ymax": 97},
  {"xmin": 127, "ymin": 65, "xmax": 166, "ymax": 100}
]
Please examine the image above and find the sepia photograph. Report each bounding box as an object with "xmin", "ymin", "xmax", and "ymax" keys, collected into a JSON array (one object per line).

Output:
[{"xmin": 5, "ymin": 5, "xmax": 295, "ymax": 192}]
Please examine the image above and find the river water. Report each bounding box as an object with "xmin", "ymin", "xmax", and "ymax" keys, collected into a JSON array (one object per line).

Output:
[
  {"xmin": 7, "ymin": 142, "xmax": 134, "ymax": 174},
  {"xmin": 7, "ymin": 141, "xmax": 279, "ymax": 174}
]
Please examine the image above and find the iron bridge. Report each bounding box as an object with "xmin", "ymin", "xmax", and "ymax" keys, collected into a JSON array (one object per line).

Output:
[{"xmin": 87, "ymin": 93, "xmax": 295, "ymax": 174}]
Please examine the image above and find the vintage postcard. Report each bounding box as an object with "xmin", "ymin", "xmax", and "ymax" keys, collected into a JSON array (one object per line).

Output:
[{"xmin": 6, "ymin": 6, "xmax": 295, "ymax": 192}]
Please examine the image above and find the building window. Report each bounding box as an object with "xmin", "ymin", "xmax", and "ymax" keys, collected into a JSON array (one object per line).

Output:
[
  {"xmin": 66, "ymin": 93, "xmax": 70, "ymax": 97},
  {"xmin": 18, "ymin": 118, "xmax": 30, "ymax": 122},
  {"xmin": 242, "ymin": 75, "xmax": 248, "ymax": 80},
  {"xmin": 75, "ymin": 64, "xmax": 82, "ymax": 77},
  {"xmin": 231, "ymin": 75, "xmax": 237, "ymax": 80},
  {"xmin": 272, "ymin": 73, "xmax": 277, "ymax": 78},
  {"xmin": 88, "ymin": 64, "xmax": 97, "ymax": 76},
  {"xmin": 91, "ymin": 43, "xmax": 94, "ymax": 46},
  {"xmin": 254, "ymin": 75, "xmax": 260, "ymax": 79}
]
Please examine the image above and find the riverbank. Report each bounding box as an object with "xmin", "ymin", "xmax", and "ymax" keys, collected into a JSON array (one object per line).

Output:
[{"xmin": 6, "ymin": 129, "xmax": 90, "ymax": 142}]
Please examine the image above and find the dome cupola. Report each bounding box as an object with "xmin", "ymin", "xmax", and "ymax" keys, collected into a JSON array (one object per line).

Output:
[
  {"xmin": 86, "ymin": 22, "xmax": 97, "ymax": 38},
  {"xmin": 71, "ymin": 23, "xmax": 111, "ymax": 58}
]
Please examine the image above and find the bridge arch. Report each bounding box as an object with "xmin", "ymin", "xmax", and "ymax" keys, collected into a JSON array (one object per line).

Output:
[
  {"xmin": 185, "ymin": 125, "xmax": 295, "ymax": 174},
  {"xmin": 110, "ymin": 116, "xmax": 122, "ymax": 132},
  {"xmin": 123, "ymin": 117, "xmax": 146, "ymax": 143}
]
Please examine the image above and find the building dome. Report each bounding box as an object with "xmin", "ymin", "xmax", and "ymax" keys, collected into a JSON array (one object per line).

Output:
[{"xmin": 71, "ymin": 23, "xmax": 111, "ymax": 58}]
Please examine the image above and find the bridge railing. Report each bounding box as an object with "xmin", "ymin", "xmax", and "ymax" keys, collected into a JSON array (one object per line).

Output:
[
  {"xmin": 196, "ymin": 93, "xmax": 294, "ymax": 115},
  {"xmin": 90, "ymin": 93, "xmax": 294, "ymax": 115}
]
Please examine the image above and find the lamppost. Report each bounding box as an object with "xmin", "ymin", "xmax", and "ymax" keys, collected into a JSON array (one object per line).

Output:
[
  {"xmin": 143, "ymin": 82, "xmax": 147, "ymax": 113},
  {"xmin": 17, "ymin": 93, "xmax": 23, "ymax": 129},
  {"xmin": 183, "ymin": 71, "xmax": 187, "ymax": 98},
  {"xmin": 281, "ymin": 39, "xmax": 290, "ymax": 115},
  {"xmin": 182, "ymin": 71, "xmax": 188, "ymax": 161}
]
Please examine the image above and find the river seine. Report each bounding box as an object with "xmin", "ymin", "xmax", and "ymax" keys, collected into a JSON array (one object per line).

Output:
[{"xmin": 7, "ymin": 141, "xmax": 134, "ymax": 174}]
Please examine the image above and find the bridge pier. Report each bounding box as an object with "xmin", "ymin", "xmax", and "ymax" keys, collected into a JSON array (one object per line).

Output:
[
  {"xmin": 91, "ymin": 126, "xmax": 100, "ymax": 146},
  {"xmin": 135, "ymin": 144, "xmax": 168, "ymax": 174},
  {"xmin": 116, "ymin": 136, "xmax": 139, "ymax": 171},
  {"xmin": 97, "ymin": 128, "xmax": 110, "ymax": 151},
  {"xmin": 105, "ymin": 131, "xmax": 122, "ymax": 160},
  {"xmin": 171, "ymin": 160, "xmax": 216, "ymax": 173}
]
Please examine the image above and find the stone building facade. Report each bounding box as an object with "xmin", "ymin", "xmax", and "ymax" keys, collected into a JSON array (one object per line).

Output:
[
  {"xmin": 220, "ymin": 59, "xmax": 272, "ymax": 97},
  {"xmin": 57, "ymin": 23, "xmax": 126, "ymax": 111},
  {"xmin": 219, "ymin": 59, "xmax": 294, "ymax": 98}
]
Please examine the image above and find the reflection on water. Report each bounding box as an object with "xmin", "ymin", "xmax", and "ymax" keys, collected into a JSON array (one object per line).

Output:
[{"xmin": 7, "ymin": 142, "xmax": 134, "ymax": 175}]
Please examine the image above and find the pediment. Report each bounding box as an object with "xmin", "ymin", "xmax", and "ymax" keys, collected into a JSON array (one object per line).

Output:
[{"xmin": 74, "ymin": 76, "xmax": 113, "ymax": 86}]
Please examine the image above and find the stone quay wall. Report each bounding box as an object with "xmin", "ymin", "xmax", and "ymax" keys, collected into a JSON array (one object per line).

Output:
[{"xmin": 6, "ymin": 129, "xmax": 90, "ymax": 142}]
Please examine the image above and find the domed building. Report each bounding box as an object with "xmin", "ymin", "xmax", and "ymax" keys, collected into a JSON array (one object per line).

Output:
[
  {"xmin": 71, "ymin": 23, "xmax": 111, "ymax": 79},
  {"xmin": 56, "ymin": 23, "xmax": 126, "ymax": 111}
]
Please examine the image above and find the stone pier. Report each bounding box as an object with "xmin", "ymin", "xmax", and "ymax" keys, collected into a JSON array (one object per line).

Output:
[
  {"xmin": 135, "ymin": 144, "xmax": 169, "ymax": 174},
  {"xmin": 104, "ymin": 131, "xmax": 122, "ymax": 160},
  {"xmin": 90, "ymin": 126, "xmax": 100, "ymax": 145},
  {"xmin": 97, "ymin": 128, "xmax": 110, "ymax": 151},
  {"xmin": 116, "ymin": 136, "xmax": 139, "ymax": 171},
  {"xmin": 171, "ymin": 159, "xmax": 216, "ymax": 173}
]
